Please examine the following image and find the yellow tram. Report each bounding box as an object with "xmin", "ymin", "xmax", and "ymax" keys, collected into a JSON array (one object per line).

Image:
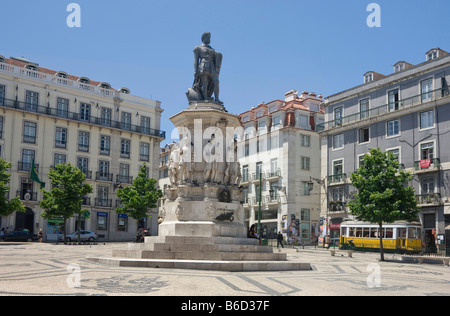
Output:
[{"xmin": 340, "ymin": 221, "xmax": 422, "ymax": 253}]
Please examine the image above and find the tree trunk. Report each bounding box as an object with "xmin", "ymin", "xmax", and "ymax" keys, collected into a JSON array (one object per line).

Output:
[
  {"xmin": 77, "ymin": 212, "xmax": 82, "ymax": 243},
  {"xmin": 379, "ymin": 222, "xmax": 384, "ymax": 261},
  {"xmin": 63, "ymin": 218, "xmax": 67, "ymax": 243}
]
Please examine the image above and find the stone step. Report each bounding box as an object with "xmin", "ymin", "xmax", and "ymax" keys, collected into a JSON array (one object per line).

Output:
[
  {"xmin": 151, "ymin": 242, "xmax": 273, "ymax": 253},
  {"xmin": 87, "ymin": 257, "xmax": 311, "ymax": 272},
  {"xmin": 112, "ymin": 249, "xmax": 286, "ymax": 261},
  {"xmin": 144, "ymin": 236, "xmax": 260, "ymax": 245}
]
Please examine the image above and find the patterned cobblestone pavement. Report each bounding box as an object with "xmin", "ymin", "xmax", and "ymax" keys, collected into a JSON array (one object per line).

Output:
[{"xmin": 0, "ymin": 242, "xmax": 449, "ymax": 296}]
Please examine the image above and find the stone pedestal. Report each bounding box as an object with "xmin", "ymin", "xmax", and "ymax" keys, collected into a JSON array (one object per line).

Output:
[{"xmin": 87, "ymin": 102, "xmax": 310, "ymax": 271}]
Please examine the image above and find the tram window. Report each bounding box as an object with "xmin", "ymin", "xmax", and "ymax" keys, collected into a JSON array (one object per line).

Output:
[
  {"xmin": 363, "ymin": 228, "xmax": 369, "ymax": 237},
  {"xmin": 369, "ymin": 228, "xmax": 377, "ymax": 238},
  {"xmin": 356, "ymin": 228, "xmax": 363, "ymax": 237},
  {"xmin": 408, "ymin": 227, "xmax": 420, "ymax": 239},
  {"xmin": 398, "ymin": 228, "xmax": 406, "ymax": 238},
  {"xmin": 385, "ymin": 228, "xmax": 393, "ymax": 238},
  {"xmin": 349, "ymin": 227, "xmax": 355, "ymax": 237}
]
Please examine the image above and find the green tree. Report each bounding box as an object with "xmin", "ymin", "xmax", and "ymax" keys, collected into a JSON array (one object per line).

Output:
[
  {"xmin": 347, "ymin": 148, "xmax": 421, "ymax": 261},
  {"xmin": 0, "ymin": 158, "xmax": 25, "ymax": 217},
  {"xmin": 115, "ymin": 165, "xmax": 162, "ymax": 228},
  {"xmin": 40, "ymin": 163, "xmax": 93, "ymax": 242}
]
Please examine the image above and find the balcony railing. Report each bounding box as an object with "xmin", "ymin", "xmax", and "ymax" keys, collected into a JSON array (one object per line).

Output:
[
  {"xmin": 116, "ymin": 174, "xmax": 133, "ymax": 184},
  {"xmin": 0, "ymin": 98, "xmax": 165, "ymax": 139},
  {"xmin": 328, "ymin": 173, "xmax": 347, "ymax": 184},
  {"xmin": 266, "ymin": 169, "xmax": 281, "ymax": 179},
  {"xmin": 414, "ymin": 158, "xmax": 440, "ymax": 172},
  {"xmin": 416, "ymin": 193, "xmax": 441, "ymax": 206},
  {"xmin": 328, "ymin": 200, "xmax": 345, "ymax": 212},
  {"xmin": 95, "ymin": 198, "xmax": 112, "ymax": 208},
  {"xmin": 16, "ymin": 191, "xmax": 38, "ymax": 201},
  {"xmin": 95, "ymin": 172, "xmax": 113, "ymax": 182},
  {"xmin": 316, "ymin": 87, "xmax": 449, "ymax": 132}
]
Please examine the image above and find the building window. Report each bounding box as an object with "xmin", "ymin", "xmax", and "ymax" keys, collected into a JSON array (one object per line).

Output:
[
  {"xmin": 299, "ymin": 115, "xmax": 309, "ymax": 128},
  {"xmin": 334, "ymin": 107, "xmax": 343, "ymax": 126},
  {"xmin": 77, "ymin": 157, "xmax": 89, "ymax": 176},
  {"xmin": 55, "ymin": 127, "xmax": 67, "ymax": 148},
  {"xmin": 301, "ymin": 135, "xmax": 310, "ymax": 147},
  {"xmin": 101, "ymin": 108, "xmax": 112, "ymax": 127},
  {"xmin": 333, "ymin": 159, "xmax": 343, "ymax": 176},
  {"xmin": 141, "ymin": 116, "xmax": 151, "ymax": 134},
  {"xmin": 256, "ymin": 162, "xmax": 263, "ymax": 177},
  {"xmin": 387, "ymin": 119, "xmax": 400, "ymax": 137},
  {"xmin": 121, "ymin": 112, "xmax": 131, "ymax": 130},
  {"xmin": 333, "ymin": 133, "xmax": 344, "ymax": 149},
  {"xmin": 421, "ymin": 176, "xmax": 435, "ymax": 194},
  {"xmin": 97, "ymin": 211, "xmax": 108, "ymax": 230},
  {"xmin": 359, "ymin": 99, "xmax": 369, "ymax": 119},
  {"xmin": 57, "ymin": 98, "xmax": 69, "ymax": 118},
  {"xmin": 23, "ymin": 121, "xmax": 37, "ymax": 144},
  {"xmin": 117, "ymin": 214, "xmax": 128, "ymax": 232},
  {"xmin": 420, "ymin": 142, "xmax": 434, "ymax": 160},
  {"xmin": 301, "ymin": 157, "xmax": 310, "ymax": 170},
  {"xmin": 242, "ymin": 165, "xmax": 249, "ymax": 182},
  {"xmin": 302, "ymin": 181, "xmax": 310, "ymax": 196},
  {"xmin": 21, "ymin": 149, "xmax": 35, "ymax": 171},
  {"xmin": 358, "ymin": 127, "xmax": 370, "ymax": 144},
  {"xmin": 420, "ymin": 110, "xmax": 434, "ymax": 129},
  {"xmin": 387, "ymin": 148, "xmax": 400, "ymax": 162},
  {"xmin": 54, "ymin": 153, "xmax": 66, "ymax": 167},
  {"xmin": 118, "ymin": 163, "xmax": 130, "ymax": 183},
  {"xmin": 0, "ymin": 85, "xmax": 5, "ymax": 106},
  {"xmin": 301, "ymin": 209, "xmax": 310, "ymax": 221},
  {"xmin": 364, "ymin": 73, "xmax": 373, "ymax": 83},
  {"xmin": 427, "ymin": 50, "xmax": 438, "ymax": 61},
  {"xmin": 100, "ymin": 135, "xmax": 111, "ymax": 155},
  {"xmin": 421, "ymin": 79, "xmax": 433, "ymax": 102},
  {"xmin": 25, "ymin": 91, "xmax": 39, "ymax": 111},
  {"xmin": 332, "ymin": 187, "xmax": 343, "ymax": 202},
  {"xmin": 388, "ymin": 89, "xmax": 399, "ymax": 112},
  {"xmin": 80, "ymin": 103, "xmax": 91, "ymax": 122},
  {"xmin": 121, "ymin": 139, "xmax": 131, "ymax": 159},
  {"xmin": 78, "ymin": 131, "xmax": 90, "ymax": 152},
  {"xmin": 0, "ymin": 116, "xmax": 3, "ymax": 139},
  {"xmin": 244, "ymin": 143, "xmax": 249, "ymax": 157},
  {"xmin": 140, "ymin": 142, "xmax": 150, "ymax": 162}
]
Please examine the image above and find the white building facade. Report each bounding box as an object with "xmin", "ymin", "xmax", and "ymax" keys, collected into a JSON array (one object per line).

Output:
[
  {"xmin": 237, "ymin": 90, "xmax": 324, "ymax": 245},
  {"xmin": 0, "ymin": 55, "xmax": 164, "ymax": 241}
]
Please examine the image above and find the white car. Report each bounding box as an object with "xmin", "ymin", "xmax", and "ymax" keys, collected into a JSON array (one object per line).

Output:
[{"xmin": 63, "ymin": 230, "xmax": 98, "ymax": 242}]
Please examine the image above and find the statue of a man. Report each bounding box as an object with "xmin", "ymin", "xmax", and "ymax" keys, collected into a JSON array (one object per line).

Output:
[{"xmin": 186, "ymin": 32, "xmax": 223, "ymax": 104}]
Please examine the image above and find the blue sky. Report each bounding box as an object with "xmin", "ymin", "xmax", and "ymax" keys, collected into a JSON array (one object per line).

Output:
[{"xmin": 1, "ymin": 0, "xmax": 449, "ymax": 144}]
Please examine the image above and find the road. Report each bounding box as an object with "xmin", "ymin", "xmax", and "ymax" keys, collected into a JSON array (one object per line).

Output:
[{"xmin": 0, "ymin": 242, "xmax": 449, "ymax": 296}]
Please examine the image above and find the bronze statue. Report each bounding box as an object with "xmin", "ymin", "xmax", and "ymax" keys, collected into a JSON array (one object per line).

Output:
[{"xmin": 186, "ymin": 32, "xmax": 223, "ymax": 104}]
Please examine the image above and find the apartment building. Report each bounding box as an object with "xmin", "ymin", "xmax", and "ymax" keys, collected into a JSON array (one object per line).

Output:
[
  {"xmin": 0, "ymin": 55, "xmax": 165, "ymax": 241},
  {"xmin": 237, "ymin": 90, "xmax": 324, "ymax": 244},
  {"xmin": 317, "ymin": 48, "xmax": 450, "ymax": 253}
]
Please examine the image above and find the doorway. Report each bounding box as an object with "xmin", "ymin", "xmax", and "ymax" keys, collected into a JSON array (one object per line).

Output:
[{"xmin": 15, "ymin": 207, "xmax": 34, "ymax": 233}]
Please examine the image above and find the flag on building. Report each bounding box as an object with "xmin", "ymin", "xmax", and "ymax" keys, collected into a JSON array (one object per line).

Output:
[{"xmin": 30, "ymin": 159, "xmax": 45, "ymax": 189}]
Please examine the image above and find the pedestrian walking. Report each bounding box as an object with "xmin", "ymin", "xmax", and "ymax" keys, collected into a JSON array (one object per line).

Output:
[
  {"xmin": 38, "ymin": 229, "xmax": 43, "ymax": 243},
  {"xmin": 277, "ymin": 231, "xmax": 284, "ymax": 248}
]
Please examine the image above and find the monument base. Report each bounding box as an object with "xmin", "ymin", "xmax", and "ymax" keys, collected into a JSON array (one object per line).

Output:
[{"xmin": 87, "ymin": 236, "xmax": 312, "ymax": 272}]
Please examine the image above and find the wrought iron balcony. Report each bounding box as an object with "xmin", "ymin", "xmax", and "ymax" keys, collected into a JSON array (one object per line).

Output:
[
  {"xmin": 317, "ymin": 87, "xmax": 450, "ymax": 132},
  {"xmin": 416, "ymin": 193, "xmax": 441, "ymax": 206},
  {"xmin": 0, "ymin": 98, "xmax": 166, "ymax": 139}
]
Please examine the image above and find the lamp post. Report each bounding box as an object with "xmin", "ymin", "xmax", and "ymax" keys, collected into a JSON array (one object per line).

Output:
[{"xmin": 257, "ymin": 171, "xmax": 262, "ymax": 245}]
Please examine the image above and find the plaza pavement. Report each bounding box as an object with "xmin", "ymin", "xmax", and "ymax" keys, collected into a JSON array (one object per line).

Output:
[{"xmin": 0, "ymin": 242, "xmax": 449, "ymax": 296}]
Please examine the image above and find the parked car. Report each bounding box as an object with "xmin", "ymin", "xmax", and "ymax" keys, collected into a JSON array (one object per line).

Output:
[
  {"xmin": 63, "ymin": 230, "xmax": 98, "ymax": 242},
  {"xmin": 0, "ymin": 231, "xmax": 38, "ymax": 242}
]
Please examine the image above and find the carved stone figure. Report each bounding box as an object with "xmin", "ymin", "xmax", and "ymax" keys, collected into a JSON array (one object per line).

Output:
[
  {"xmin": 186, "ymin": 32, "xmax": 223, "ymax": 104},
  {"xmin": 168, "ymin": 143, "xmax": 180, "ymax": 185}
]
